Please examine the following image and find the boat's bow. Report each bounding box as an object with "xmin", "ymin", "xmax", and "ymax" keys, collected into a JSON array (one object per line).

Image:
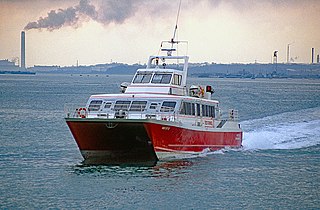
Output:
[{"xmin": 66, "ymin": 118, "xmax": 158, "ymax": 166}]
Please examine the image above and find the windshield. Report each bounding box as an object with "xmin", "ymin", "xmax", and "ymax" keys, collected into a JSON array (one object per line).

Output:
[
  {"xmin": 151, "ymin": 74, "xmax": 172, "ymax": 84},
  {"xmin": 133, "ymin": 73, "xmax": 152, "ymax": 83}
]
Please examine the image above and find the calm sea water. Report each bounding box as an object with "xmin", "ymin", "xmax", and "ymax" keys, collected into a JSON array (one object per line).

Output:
[{"xmin": 0, "ymin": 74, "xmax": 319, "ymax": 209}]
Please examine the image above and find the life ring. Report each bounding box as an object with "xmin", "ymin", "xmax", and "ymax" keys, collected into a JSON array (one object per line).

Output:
[{"xmin": 78, "ymin": 107, "xmax": 87, "ymax": 118}]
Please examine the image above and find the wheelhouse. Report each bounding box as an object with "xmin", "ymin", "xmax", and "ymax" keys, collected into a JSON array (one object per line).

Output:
[{"xmin": 124, "ymin": 55, "xmax": 188, "ymax": 96}]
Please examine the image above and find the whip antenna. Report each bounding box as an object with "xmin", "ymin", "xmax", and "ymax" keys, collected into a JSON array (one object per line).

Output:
[
  {"xmin": 158, "ymin": 0, "xmax": 185, "ymax": 56},
  {"xmin": 171, "ymin": 0, "xmax": 182, "ymax": 46}
]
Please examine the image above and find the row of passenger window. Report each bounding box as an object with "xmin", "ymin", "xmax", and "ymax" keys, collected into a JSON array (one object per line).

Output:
[
  {"xmin": 180, "ymin": 102, "xmax": 215, "ymax": 118},
  {"xmin": 133, "ymin": 73, "xmax": 182, "ymax": 85},
  {"xmin": 88, "ymin": 100, "xmax": 177, "ymax": 112},
  {"xmin": 88, "ymin": 100, "xmax": 215, "ymax": 117},
  {"xmin": 88, "ymin": 100, "xmax": 103, "ymax": 111}
]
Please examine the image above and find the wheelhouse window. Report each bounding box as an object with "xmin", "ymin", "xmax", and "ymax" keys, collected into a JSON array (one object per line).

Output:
[
  {"xmin": 151, "ymin": 74, "xmax": 172, "ymax": 84},
  {"xmin": 172, "ymin": 74, "xmax": 182, "ymax": 85},
  {"xmin": 129, "ymin": 101, "xmax": 147, "ymax": 111},
  {"xmin": 160, "ymin": 101, "xmax": 176, "ymax": 112},
  {"xmin": 133, "ymin": 72, "xmax": 152, "ymax": 83},
  {"xmin": 114, "ymin": 101, "xmax": 131, "ymax": 111},
  {"xmin": 88, "ymin": 100, "xmax": 103, "ymax": 111}
]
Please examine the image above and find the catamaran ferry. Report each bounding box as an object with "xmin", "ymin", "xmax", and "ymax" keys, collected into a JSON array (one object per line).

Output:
[{"xmin": 65, "ymin": 40, "xmax": 242, "ymax": 165}]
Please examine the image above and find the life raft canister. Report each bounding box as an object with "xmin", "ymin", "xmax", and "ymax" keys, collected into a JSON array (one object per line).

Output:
[
  {"xmin": 78, "ymin": 107, "xmax": 87, "ymax": 118},
  {"xmin": 199, "ymin": 86, "xmax": 205, "ymax": 97}
]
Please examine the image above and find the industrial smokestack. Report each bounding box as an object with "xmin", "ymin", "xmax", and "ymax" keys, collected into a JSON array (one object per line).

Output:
[
  {"xmin": 21, "ymin": 31, "xmax": 26, "ymax": 69},
  {"xmin": 311, "ymin": 48, "xmax": 314, "ymax": 64}
]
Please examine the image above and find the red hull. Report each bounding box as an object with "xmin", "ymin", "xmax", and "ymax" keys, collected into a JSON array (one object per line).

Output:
[
  {"xmin": 144, "ymin": 122, "xmax": 242, "ymax": 152},
  {"xmin": 66, "ymin": 119, "xmax": 158, "ymax": 165},
  {"xmin": 66, "ymin": 119, "xmax": 242, "ymax": 165}
]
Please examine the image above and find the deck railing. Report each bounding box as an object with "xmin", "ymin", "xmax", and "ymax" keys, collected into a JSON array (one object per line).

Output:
[
  {"xmin": 64, "ymin": 103, "xmax": 88, "ymax": 118},
  {"xmin": 65, "ymin": 104, "xmax": 239, "ymax": 126},
  {"xmin": 228, "ymin": 109, "xmax": 239, "ymax": 121},
  {"xmin": 65, "ymin": 104, "xmax": 178, "ymax": 121}
]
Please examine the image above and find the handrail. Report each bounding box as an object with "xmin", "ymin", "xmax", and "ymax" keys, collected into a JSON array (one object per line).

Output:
[
  {"xmin": 228, "ymin": 109, "xmax": 239, "ymax": 121},
  {"xmin": 65, "ymin": 103, "xmax": 176, "ymax": 120},
  {"xmin": 65, "ymin": 104, "xmax": 239, "ymax": 126},
  {"xmin": 64, "ymin": 103, "xmax": 87, "ymax": 118}
]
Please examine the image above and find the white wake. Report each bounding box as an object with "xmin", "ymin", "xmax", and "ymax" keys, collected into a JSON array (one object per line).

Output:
[{"xmin": 241, "ymin": 107, "xmax": 320, "ymax": 150}]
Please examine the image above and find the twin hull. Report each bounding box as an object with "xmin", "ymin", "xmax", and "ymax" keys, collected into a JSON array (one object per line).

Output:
[{"xmin": 66, "ymin": 118, "xmax": 242, "ymax": 166}]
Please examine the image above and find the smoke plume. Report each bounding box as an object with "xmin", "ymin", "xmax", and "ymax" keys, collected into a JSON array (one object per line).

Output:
[
  {"xmin": 23, "ymin": 0, "xmax": 319, "ymax": 31},
  {"xmin": 24, "ymin": 0, "xmax": 139, "ymax": 31}
]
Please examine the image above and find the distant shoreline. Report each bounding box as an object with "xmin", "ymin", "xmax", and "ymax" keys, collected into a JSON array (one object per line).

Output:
[
  {"xmin": 24, "ymin": 63, "xmax": 320, "ymax": 79},
  {"xmin": 2, "ymin": 62, "xmax": 319, "ymax": 79},
  {"xmin": 0, "ymin": 70, "xmax": 35, "ymax": 75}
]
